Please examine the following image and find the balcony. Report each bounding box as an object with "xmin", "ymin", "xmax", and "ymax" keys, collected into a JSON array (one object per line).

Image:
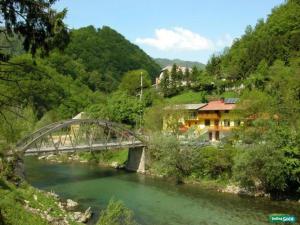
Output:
[
  {"xmin": 208, "ymin": 125, "xmax": 232, "ymax": 131},
  {"xmin": 198, "ymin": 112, "xmax": 220, "ymax": 119},
  {"xmin": 184, "ymin": 116, "xmax": 199, "ymax": 121}
]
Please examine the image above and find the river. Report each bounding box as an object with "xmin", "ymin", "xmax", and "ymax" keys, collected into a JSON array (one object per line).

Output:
[{"xmin": 24, "ymin": 157, "xmax": 300, "ymax": 225}]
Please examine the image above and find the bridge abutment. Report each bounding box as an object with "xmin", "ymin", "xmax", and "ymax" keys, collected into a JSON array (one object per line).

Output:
[{"xmin": 126, "ymin": 147, "xmax": 146, "ymax": 173}]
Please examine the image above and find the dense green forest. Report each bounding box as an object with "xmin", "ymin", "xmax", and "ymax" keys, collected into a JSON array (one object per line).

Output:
[{"xmin": 64, "ymin": 26, "xmax": 161, "ymax": 91}]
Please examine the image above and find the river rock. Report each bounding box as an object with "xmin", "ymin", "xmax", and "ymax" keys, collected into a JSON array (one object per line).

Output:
[
  {"xmin": 72, "ymin": 207, "xmax": 92, "ymax": 223},
  {"xmin": 38, "ymin": 155, "xmax": 47, "ymax": 160},
  {"xmin": 222, "ymin": 185, "xmax": 241, "ymax": 194},
  {"xmin": 72, "ymin": 212, "xmax": 81, "ymax": 220},
  {"xmin": 46, "ymin": 154, "xmax": 55, "ymax": 160},
  {"xmin": 83, "ymin": 207, "xmax": 92, "ymax": 222},
  {"xmin": 47, "ymin": 191, "xmax": 59, "ymax": 200},
  {"xmin": 66, "ymin": 199, "xmax": 79, "ymax": 209},
  {"xmin": 111, "ymin": 161, "xmax": 120, "ymax": 168}
]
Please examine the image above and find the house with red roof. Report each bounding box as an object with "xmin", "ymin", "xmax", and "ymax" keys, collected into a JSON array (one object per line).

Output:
[{"xmin": 163, "ymin": 98, "xmax": 241, "ymax": 141}]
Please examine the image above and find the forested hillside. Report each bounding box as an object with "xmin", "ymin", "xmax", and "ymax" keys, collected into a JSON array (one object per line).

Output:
[
  {"xmin": 200, "ymin": 0, "xmax": 300, "ymax": 195},
  {"xmin": 206, "ymin": 0, "xmax": 300, "ymax": 81},
  {"xmin": 0, "ymin": 25, "xmax": 160, "ymax": 93},
  {"xmin": 0, "ymin": 24, "xmax": 161, "ymax": 147},
  {"xmin": 65, "ymin": 26, "xmax": 160, "ymax": 91}
]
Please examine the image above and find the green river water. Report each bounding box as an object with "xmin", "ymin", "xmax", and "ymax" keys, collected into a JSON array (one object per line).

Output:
[{"xmin": 24, "ymin": 157, "xmax": 300, "ymax": 225}]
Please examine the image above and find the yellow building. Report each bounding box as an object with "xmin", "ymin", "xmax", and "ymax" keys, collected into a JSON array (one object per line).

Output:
[{"xmin": 164, "ymin": 98, "xmax": 241, "ymax": 141}]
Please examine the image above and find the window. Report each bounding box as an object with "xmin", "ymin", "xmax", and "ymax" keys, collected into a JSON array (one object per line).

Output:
[
  {"xmin": 224, "ymin": 120, "xmax": 230, "ymax": 127},
  {"xmin": 205, "ymin": 119, "xmax": 210, "ymax": 126},
  {"xmin": 235, "ymin": 120, "xmax": 241, "ymax": 126}
]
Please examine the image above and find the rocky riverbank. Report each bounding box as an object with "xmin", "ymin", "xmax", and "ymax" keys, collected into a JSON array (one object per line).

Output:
[
  {"xmin": 37, "ymin": 153, "xmax": 300, "ymax": 203},
  {"xmin": 23, "ymin": 190, "xmax": 92, "ymax": 224},
  {"xmin": 0, "ymin": 173, "xmax": 93, "ymax": 225},
  {"xmin": 38, "ymin": 153, "xmax": 126, "ymax": 169}
]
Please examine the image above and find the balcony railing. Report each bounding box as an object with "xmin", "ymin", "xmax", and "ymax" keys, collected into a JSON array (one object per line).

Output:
[
  {"xmin": 198, "ymin": 113, "xmax": 220, "ymax": 119},
  {"xmin": 208, "ymin": 125, "xmax": 232, "ymax": 131}
]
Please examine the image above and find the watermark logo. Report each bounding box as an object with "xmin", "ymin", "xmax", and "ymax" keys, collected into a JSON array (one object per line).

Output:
[{"xmin": 269, "ymin": 214, "xmax": 297, "ymax": 223}]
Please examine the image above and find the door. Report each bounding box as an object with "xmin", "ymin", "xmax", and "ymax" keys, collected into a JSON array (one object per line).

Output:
[
  {"xmin": 214, "ymin": 120, "xmax": 219, "ymax": 127},
  {"xmin": 209, "ymin": 132, "xmax": 212, "ymax": 141},
  {"xmin": 215, "ymin": 131, "xmax": 220, "ymax": 140}
]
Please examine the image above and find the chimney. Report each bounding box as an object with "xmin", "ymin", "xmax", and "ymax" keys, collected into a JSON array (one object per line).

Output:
[{"xmin": 220, "ymin": 97, "xmax": 224, "ymax": 103}]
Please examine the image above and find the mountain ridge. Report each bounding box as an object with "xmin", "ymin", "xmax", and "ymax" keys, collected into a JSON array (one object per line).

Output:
[{"xmin": 154, "ymin": 58, "xmax": 205, "ymax": 69}]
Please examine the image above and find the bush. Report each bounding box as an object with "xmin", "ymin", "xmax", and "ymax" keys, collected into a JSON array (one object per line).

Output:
[
  {"xmin": 192, "ymin": 146, "xmax": 236, "ymax": 179},
  {"xmin": 233, "ymin": 145, "xmax": 287, "ymax": 192},
  {"xmin": 97, "ymin": 198, "xmax": 138, "ymax": 225},
  {"xmin": 148, "ymin": 133, "xmax": 190, "ymax": 182}
]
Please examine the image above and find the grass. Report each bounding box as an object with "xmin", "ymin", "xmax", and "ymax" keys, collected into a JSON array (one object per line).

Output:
[
  {"xmin": 165, "ymin": 90, "xmax": 240, "ymax": 105},
  {"xmin": 166, "ymin": 91, "xmax": 206, "ymax": 104},
  {"xmin": 0, "ymin": 177, "xmax": 80, "ymax": 225}
]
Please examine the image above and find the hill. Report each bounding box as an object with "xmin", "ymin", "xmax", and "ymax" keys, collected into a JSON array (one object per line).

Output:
[
  {"xmin": 155, "ymin": 58, "xmax": 205, "ymax": 69},
  {"xmin": 206, "ymin": 0, "xmax": 300, "ymax": 81},
  {"xmin": 65, "ymin": 26, "xmax": 161, "ymax": 88}
]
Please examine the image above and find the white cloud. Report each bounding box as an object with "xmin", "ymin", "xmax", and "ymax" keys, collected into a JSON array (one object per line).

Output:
[{"xmin": 136, "ymin": 27, "xmax": 214, "ymax": 51}]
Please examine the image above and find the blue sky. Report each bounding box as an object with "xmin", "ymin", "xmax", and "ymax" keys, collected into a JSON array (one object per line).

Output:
[{"xmin": 54, "ymin": 0, "xmax": 284, "ymax": 64}]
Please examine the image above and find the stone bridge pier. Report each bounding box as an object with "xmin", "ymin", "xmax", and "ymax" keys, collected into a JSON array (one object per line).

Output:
[{"xmin": 126, "ymin": 147, "xmax": 146, "ymax": 173}]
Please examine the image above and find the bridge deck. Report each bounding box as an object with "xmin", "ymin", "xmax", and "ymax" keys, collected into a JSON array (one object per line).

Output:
[{"xmin": 24, "ymin": 141, "xmax": 145, "ymax": 155}]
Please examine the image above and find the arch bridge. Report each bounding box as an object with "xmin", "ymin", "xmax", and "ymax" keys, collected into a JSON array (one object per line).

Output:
[{"xmin": 16, "ymin": 119, "xmax": 147, "ymax": 172}]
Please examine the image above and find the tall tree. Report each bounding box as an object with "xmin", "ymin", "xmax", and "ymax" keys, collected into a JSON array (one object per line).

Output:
[
  {"xmin": 119, "ymin": 69, "xmax": 151, "ymax": 96},
  {"xmin": 0, "ymin": 0, "xmax": 69, "ymax": 60}
]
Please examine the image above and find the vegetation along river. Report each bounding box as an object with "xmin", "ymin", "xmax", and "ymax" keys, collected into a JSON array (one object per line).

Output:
[{"xmin": 24, "ymin": 157, "xmax": 300, "ymax": 225}]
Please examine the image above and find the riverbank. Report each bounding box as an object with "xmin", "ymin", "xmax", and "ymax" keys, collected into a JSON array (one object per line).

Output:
[
  {"xmin": 0, "ymin": 177, "xmax": 92, "ymax": 224},
  {"xmin": 37, "ymin": 150, "xmax": 128, "ymax": 169},
  {"xmin": 36, "ymin": 151, "xmax": 300, "ymax": 203},
  {"xmin": 24, "ymin": 158, "xmax": 300, "ymax": 225}
]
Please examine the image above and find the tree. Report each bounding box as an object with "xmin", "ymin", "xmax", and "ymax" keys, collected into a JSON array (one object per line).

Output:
[
  {"xmin": 184, "ymin": 67, "xmax": 191, "ymax": 87},
  {"xmin": 148, "ymin": 133, "xmax": 186, "ymax": 183},
  {"xmin": 206, "ymin": 54, "xmax": 222, "ymax": 79},
  {"xmin": 0, "ymin": 0, "xmax": 69, "ymax": 60},
  {"xmin": 170, "ymin": 64, "xmax": 179, "ymax": 94},
  {"xmin": 104, "ymin": 91, "xmax": 143, "ymax": 126},
  {"xmin": 97, "ymin": 198, "xmax": 138, "ymax": 225},
  {"xmin": 177, "ymin": 68, "xmax": 184, "ymax": 91},
  {"xmin": 159, "ymin": 70, "xmax": 170, "ymax": 97},
  {"xmin": 119, "ymin": 69, "xmax": 151, "ymax": 96}
]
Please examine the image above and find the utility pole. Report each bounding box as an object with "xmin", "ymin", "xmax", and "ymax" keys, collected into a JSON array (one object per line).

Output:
[
  {"xmin": 140, "ymin": 71, "xmax": 143, "ymax": 101},
  {"xmin": 139, "ymin": 72, "xmax": 143, "ymax": 130}
]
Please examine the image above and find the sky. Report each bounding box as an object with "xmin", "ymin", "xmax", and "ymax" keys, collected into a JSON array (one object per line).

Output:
[{"xmin": 54, "ymin": 0, "xmax": 284, "ymax": 64}]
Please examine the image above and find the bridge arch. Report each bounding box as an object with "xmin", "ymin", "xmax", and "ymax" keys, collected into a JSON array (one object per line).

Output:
[{"xmin": 17, "ymin": 119, "xmax": 146, "ymax": 155}]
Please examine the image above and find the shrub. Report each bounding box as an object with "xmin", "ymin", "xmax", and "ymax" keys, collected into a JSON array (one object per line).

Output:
[
  {"xmin": 192, "ymin": 146, "xmax": 236, "ymax": 179},
  {"xmin": 97, "ymin": 198, "xmax": 138, "ymax": 225},
  {"xmin": 233, "ymin": 145, "xmax": 287, "ymax": 192}
]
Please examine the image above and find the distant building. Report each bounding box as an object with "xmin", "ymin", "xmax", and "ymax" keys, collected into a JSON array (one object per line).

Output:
[
  {"xmin": 163, "ymin": 98, "xmax": 241, "ymax": 141},
  {"xmin": 155, "ymin": 65, "xmax": 192, "ymax": 88}
]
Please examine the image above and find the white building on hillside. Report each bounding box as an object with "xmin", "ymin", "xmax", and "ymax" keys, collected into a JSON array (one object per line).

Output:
[{"xmin": 155, "ymin": 65, "xmax": 192, "ymax": 88}]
